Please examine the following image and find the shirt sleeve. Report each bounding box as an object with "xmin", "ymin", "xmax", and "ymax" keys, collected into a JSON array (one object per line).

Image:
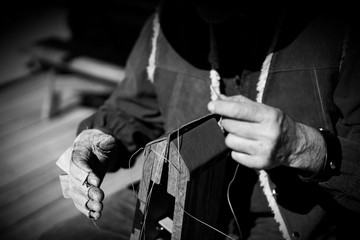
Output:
[{"xmin": 77, "ymin": 14, "xmax": 164, "ymax": 169}]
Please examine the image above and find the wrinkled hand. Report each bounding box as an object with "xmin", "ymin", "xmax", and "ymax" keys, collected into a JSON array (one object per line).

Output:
[
  {"xmin": 57, "ymin": 129, "xmax": 118, "ymax": 220},
  {"xmin": 207, "ymin": 95, "xmax": 326, "ymax": 172}
]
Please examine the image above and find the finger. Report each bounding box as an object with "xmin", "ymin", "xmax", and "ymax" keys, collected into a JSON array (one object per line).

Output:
[
  {"xmin": 222, "ymin": 118, "xmax": 280, "ymax": 140},
  {"xmin": 208, "ymin": 99, "xmax": 264, "ymax": 122},
  {"xmin": 92, "ymin": 132, "xmax": 116, "ymax": 152},
  {"xmin": 70, "ymin": 185, "xmax": 104, "ymax": 218},
  {"xmin": 221, "ymin": 118, "xmax": 262, "ymax": 140},
  {"xmin": 87, "ymin": 172, "xmax": 102, "ymax": 187},
  {"xmin": 71, "ymin": 141, "xmax": 96, "ymax": 184},
  {"xmin": 86, "ymin": 199, "xmax": 103, "ymax": 212},
  {"xmin": 76, "ymin": 129, "xmax": 116, "ymax": 154},
  {"xmin": 231, "ymin": 151, "xmax": 268, "ymax": 169},
  {"xmin": 89, "ymin": 186, "xmax": 105, "ymax": 202},
  {"xmin": 89, "ymin": 130, "xmax": 117, "ymax": 163},
  {"xmin": 225, "ymin": 133, "xmax": 258, "ymax": 155},
  {"xmin": 72, "ymin": 132, "xmax": 110, "ymax": 183},
  {"xmin": 89, "ymin": 211, "xmax": 101, "ymax": 220},
  {"xmin": 221, "ymin": 94, "xmax": 253, "ymax": 103}
]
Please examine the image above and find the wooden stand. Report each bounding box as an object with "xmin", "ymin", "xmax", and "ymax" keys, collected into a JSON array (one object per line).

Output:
[{"xmin": 130, "ymin": 114, "xmax": 235, "ymax": 240}]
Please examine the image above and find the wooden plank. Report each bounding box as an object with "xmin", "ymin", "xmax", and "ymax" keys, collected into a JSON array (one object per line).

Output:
[
  {"xmin": 0, "ymin": 72, "xmax": 47, "ymax": 104},
  {"xmin": 0, "ymin": 55, "xmax": 129, "ymax": 240},
  {"xmin": 0, "ymin": 107, "xmax": 93, "ymax": 152},
  {"xmin": 0, "ymin": 196, "xmax": 78, "ymax": 240},
  {"xmin": 0, "ymin": 81, "xmax": 47, "ymax": 115},
  {"xmin": 0, "ymin": 155, "xmax": 143, "ymax": 240},
  {"xmin": 28, "ymin": 44, "xmax": 125, "ymax": 85},
  {"xmin": 0, "ymin": 73, "xmax": 48, "ymax": 137},
  {"xmin": 53, "ymin": 74, "xmax": 115, "ymax": 94},
  {"xmin": 0, "ymin": 84, "xmax": 45, "ymax": 127},
  {"xmin": 0, "ymin": 129, "xmax": 75, "ymax": 186},
  {"xmin": 0, "ymin": 160, "xmax": 63, "ymax": 207},
  {"xmin": 0, "ymin": 108, "xmax": 94, "ymax": 186},
  {"xmin": 0, "ymin": 109, "xmax": 43, "ymax": 138},
  {"xmin": 0, "ymin": 176, "xmax": 66, "ymax": 230},
  {"xmin": 0, "ymin": 87, "xmax": 45, "ymax": 119}
]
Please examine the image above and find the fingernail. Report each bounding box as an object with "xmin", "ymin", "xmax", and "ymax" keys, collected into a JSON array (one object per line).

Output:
[{"xmin": 207, "ymin": 101, "xmax": 215, "ymax": 112}]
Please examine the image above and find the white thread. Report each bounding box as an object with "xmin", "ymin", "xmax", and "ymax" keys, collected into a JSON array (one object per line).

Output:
[
  {"xmin": 210, "ymin": 69, "xmax": 221, "ymax": 100},
  {"xmin": 181, "ymin": 208, "xmax": 237, "ymax": 240},
  {"xmin": 147, "ymin": 13, "xmax": 160, "ymax": 83},
  {"xmin": 140, "ymin": 179, "xmax": 156, "ymax": 239},
  {"xmin": 227, "ymin": 164, "xmax": 242, "ymax": 240},
  {"xmin": 209, "ymin": 73, "xmax": 225, "ymax": 132},
  {"xmin": 129, "ymin": 147, "xmax": 144, "ymax": 197},
  {"xmin": 91, "ymin": 219, "xmax": 100, "ymax": 230}
]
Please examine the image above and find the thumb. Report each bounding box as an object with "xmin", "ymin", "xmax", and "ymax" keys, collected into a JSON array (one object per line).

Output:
[
  {"xmin": 224, "ymin": 94, "xmax": 253, "ymax": 103},
  {"xmin": 93, "ymin": 132, "xmax": 116, "ymax": 151},
  {"xmin": 70, "ymin": 129, "xmax": 106, "ymax": 174},
  {"xmin": 91, "ymin": 131, "xmax": 117, "ymax": 163}
]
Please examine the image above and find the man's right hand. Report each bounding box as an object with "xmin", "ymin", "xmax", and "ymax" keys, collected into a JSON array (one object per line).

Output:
[{"xmin": 57, "ymin": 129, "xmax": 118, "ymax": 220}]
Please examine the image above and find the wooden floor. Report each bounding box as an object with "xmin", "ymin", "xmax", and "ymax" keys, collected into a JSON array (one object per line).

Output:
[
  {"xmin": 0, "ymin": 3, "xmax": 153, "ymax": 239},
  {"xmin": 0, "ymin": 71, "xmax": 143, "ymax": 240}
]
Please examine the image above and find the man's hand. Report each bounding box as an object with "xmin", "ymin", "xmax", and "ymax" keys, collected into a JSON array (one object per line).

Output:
[
  {"xmin": 57, "ymin": 129, "xmax": 118, "ymax": 220},
  {"xmin": 207, "ymin": 95, "xmax": 326, "ymax": 172}
]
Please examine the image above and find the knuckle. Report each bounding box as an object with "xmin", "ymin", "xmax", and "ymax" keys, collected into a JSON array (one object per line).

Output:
[
  {"xmin": 87, "ymin": 172, "xmax": 100, "ymax": 186},
  {"xmin": 272, "ymin": 108, "xmax": 284, "ymax": 124},
  {"xmin": 236, "ymin": 103, "xmax": 248, "ymax": 117},
  {"xmin": 263, "ymin": 107, "xmax": 281, "ymax": 122},
  {"xmin": 93, "ymin": 202, "xmax": 103, "ymax": 212},
  {"xmin": 87, "ymin": 200, "xmax": 103, "ymax": 212},
  {"xmin": 260, "ymin": 141, "xmax": 275, "ymax": 156},
  {"xmin": 223, "ymin": 101, "xmax": 241, "ymax": 117},
  {"xmin": 266, "ymin": 128, "xmax": 281, "ymax": 143},
  {"xmin": 89, "ymin": 187, "xmax": 105, "ymax": 202}
]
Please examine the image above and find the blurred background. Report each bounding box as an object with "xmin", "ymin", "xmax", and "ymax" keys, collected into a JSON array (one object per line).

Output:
[{"xmin": 0, "ymin": 0, "xmax": 158, "ymax": 239}]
